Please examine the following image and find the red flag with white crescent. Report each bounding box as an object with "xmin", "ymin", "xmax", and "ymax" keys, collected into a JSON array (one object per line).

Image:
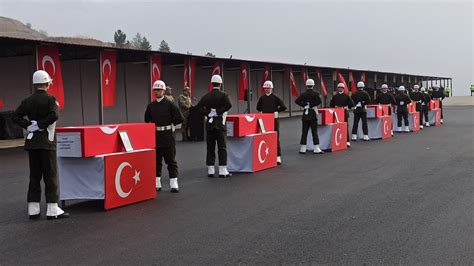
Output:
[
  {"xmin": 238, "ymin": 63, "xmax": 249, "ymax": 101},
  {"xmin": 183, "ymin": 58, "xmax": 189, "ymax": 89},
  {"xmin": 36, "ymin": 45, "xmax": 65, "ymax": 109},
  {"xmin": 360, "ymin": 72, "xmax": 366, "ymax": 82},
  {"xmin": 189, "ymin": 58, "xmax": 196, "ymax": 97},
  {"xmin": 301, "ymin": 68, "xmax": 308, "ymax": 83},
  {"xmin": 209, "ymin": 61, "xmax": 222, "ymax": 91},
  {"xmin": 100, "ymin": 50, "xmax": 117, "ymax": 107},
  {"xmin": 337, "ymin": 71, "xmax": 349, "ymax": 94},
  {"xmin": 316, "ymin": 69, "xmax": 328, "ymax": 96},
  {"xmin": 260, "ymin": 65, "xmax": 271, "ymax": 95},
  {"xmin": 150, "ymin": 54, "xmax": 162, "ymax": 101},
  {"xmin": 287, "ymin": 67, "xmax": 299, "ymax": 97},
  {"xmin": 349, "ymin": 72, "xmax": 357, "ymax": 93}
]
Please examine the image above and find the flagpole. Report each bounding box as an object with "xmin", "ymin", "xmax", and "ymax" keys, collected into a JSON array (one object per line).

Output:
[
  {"xmin": 247, "ymin": 64, "xmax": 251, "ymax": 114},
  {"xmin": 98, "ymin": 51, "xmax": 104, "ymax": 125}
]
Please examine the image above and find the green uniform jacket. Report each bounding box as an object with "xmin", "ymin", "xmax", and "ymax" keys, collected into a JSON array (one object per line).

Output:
[{"xmin": 13, "ymin": 90, "xmax": 59, "ymax": 150}]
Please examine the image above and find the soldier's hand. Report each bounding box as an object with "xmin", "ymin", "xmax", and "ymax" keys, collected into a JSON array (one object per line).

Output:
[{"xmin": 27, "ymin": 120, "xmax": 40, "ymax": 132}]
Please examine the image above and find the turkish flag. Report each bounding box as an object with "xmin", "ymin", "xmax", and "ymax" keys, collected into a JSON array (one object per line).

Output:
[
  {"xmin": 0, "ymin": 98, "xmax": 3, "ymax": 110},
  {"xmin": 100, "ymin": 50, "xmax": 117, "ymax": 107},
  {"xmin": 316, "ymin": 69, "xmax": 327, "ymax": 96},
  {"xmin": 381, "ymin": 116, "xmax": 392, "ymax": 139},
  {"xmin": 349, "ymin": 72, "xmax": 357, "ymax": 93},
  {"xmin": 209, "ymin": 61, "xmax": 222, "ymax": 91},
  {"xmin": 104, "ymin": 149, "xmax": 156, "ymax": 210},
  {"xmin": 252, "ymin": 132, "xmax": 277, "ymax": 172},
  {"xmin": 36, "ymin": 45, "xmax": 65, "ymax": 109},
  {"xmin": 238, "ymin": 63, "xmax": 249, "ymax": 101},
  {"xmin": 360, "ymin": 72, "xmax": 366, "ymax": 82},
  {"xmin": 287, "ymin": 67, "xmax": 299, "ymax": 97},
  {"xmin": 260, "ymin": 64, "xmax": 271, "ymax": 95},
  {"xmin": 301, "ymin": 68, "xmax": 308, "ymax": 83},
  {"xmin": 184, "ymin": 58, "xmax": 197, "ymax": 97},
  {"xmin": 336, "ymin": 71, "xmax": 349, "ymax": 94},
  {"xmin": 331, "ymin": 122, "xmax": 347, "ymax": 152},
  {"xmin": 150, "ymin": 54, "xmax": 162, "ymax": 101}
]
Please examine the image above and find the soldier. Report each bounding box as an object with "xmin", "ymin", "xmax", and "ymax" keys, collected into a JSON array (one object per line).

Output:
[
  {"xmin": 256, "ymin": 80, "xmax": 287, "ymax": 165},
  {"xmin": 13, "ymin": 70, "xmax": 69, "ymax": 220},
  {"xmin": 295, "ymin": 79, "xmax": 324, "ymax": 154},
  {"xmin": 375, "ymin": 83, "xmax": 396, "ymax": 135},
  {"xmin": 330, "ymin": 82, "xmax": 355, "ymax": 147},
  {"xmin": 196, "ymin": 74, "xmax": 232, "ymax": 177},
  {"xmin": 145, "ymin": 80, "xmax": 184, "ymax": 193},
  {"xmin": 394, "ymin": 85, "xmax": 411, "ymax": 132},
  {"xmin": 430, "ymin": 85, "xmax": 445, "ymax": 123},
  {"xmin": 178, "ymin": 86, "xmax": 192, "ymax": 141},
  {"xmin": 409, "ymin": 84, "xmax": 425, "ymax": 129},
  {"xmin": 351, "ymin": 81, "xmax": 371, "ymax": 141},
  {"xmin": 420, "ymin": 87, "xmax": 431, "ymax": 127}
]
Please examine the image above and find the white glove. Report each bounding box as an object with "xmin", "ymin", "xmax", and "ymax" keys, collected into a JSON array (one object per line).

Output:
[
  {"xmin": 312, "ymin": 106, "xmax": 318, "ymax": 114},
  {"xmin": 400, "ymin": 101, "xmax": 405, "ymax": 105},
  {"xmin": 304, "ymin": 103, "xmax": 310, "ymax": 115},
  {"xmin": 356, "ymin": 102, "xmax": 362, "ymax": 108},
  {"xmin": 27, "ymin": 120, "xmax": 39, "ymax": 132},
  {"xmin": 208, "ymin": 108, "xmax": 217, "ymax": 118},
  {"xmin": 274, "ymin": 111, "xmax": 279, "ymax": 118}
]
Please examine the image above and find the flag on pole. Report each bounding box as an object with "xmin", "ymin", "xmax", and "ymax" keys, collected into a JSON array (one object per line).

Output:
[
  {"xmin": 316, "ymin": 69, "xmax": 327, "ymax": 96},
  {"xmin": 100, "ymin": 50, "xmax": 117, "ymax": 107},
  {"xmin": 238, "ymin": 63, "xmax": 249, "ymax": 101},
  {"xmin": 260, "ymin": 65, "xmax": 271, "ymax": 95},
  {"xmin": 36, "ymin": 44, "xmax": 65, "ymax": 108},
  {"xmin": 336, "ymin": 71, "xmax": 349, "ymax": 94},
  {"xmin": 287, "ymin": 67, "xmax": 299, "ymax": 97},
  {"xmin": 349, "ymin": 72, "xmax": 357, "ymax": 93},
  {"xmin": 150, "ymin": 54, "xmax": 162, "ymax": 101},
  {"xmin": 209, "ymin": 61, "xmax": 222, "ymax": 91}
]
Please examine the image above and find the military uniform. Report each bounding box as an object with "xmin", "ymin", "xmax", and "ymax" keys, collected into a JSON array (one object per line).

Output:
[
  {"xmin": 421, "ymin": 91, "xmax": 431, "ymax": 125},
  {"xmin": 256, "ymin": 93, "xmax": 287, "ymax": 157},
  {"xmin": 196, "ymin": 87, "xmax": 232, "ymax": 168},
  {"xmin": 13, "ymin": 89, "xmax": 59, "ymax": 204},
  {"xmin": 410, "ymin": 90, "xmax": 425, "ymax": 126},
  {"xmin": 394, "ymin": 91, "xmax": 411, "ymax": 128},
  {"xmin": 430, "ymin": 89, "xmax": 445, "ymax": 120},
  {"xmin": 330, "ymin": 92, "xmax": 355, "ymax": 142},
  {"xmin": 144, "ymin": 97, "xmax": 184, "ymax": 183},
  {"xmin": 295, "ymin": 89, "xmax": 322, "ymax": 147},
  {"xmin": 351, "ymin": 90, "xmax": 371, "ymax": 137},
  {"xmin": 178, "ymin": 93, "xmax": 192, "ymax": 140},
  {"xmin": 375, "ymin": 91, "xmax": 396, "ymax": 115}
]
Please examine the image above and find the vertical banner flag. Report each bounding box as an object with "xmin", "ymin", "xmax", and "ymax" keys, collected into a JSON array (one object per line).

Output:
[
  {"xmin": 189, "ymin": 58, "xmax": 196, "ymax": 97},
  {"xmin": 301, "ymin": 68, "xmax": 308, "ymax": 83},
  {"xmin": 238, "ymin": 63, "xmax": 249, "ymax": 101},
  {"xmin": 360, "ymin": 72, "xmax": 366, "ymax": 82},
  {"xmin": 209, "ymin": 61, "xmax": 222, "ymax": 91},
  {"xmin": 36, "ymin": 45, "xmax": 65, "ymax": 109},
  {"xmin": 287, "ymin": 67, "xmax": 299, "ymax": 97},
  {"xmin": 260, "ymin": 65, "xmax": 271, "ymax": 95},
  {"xmin": 100, "ymin": 50, "xmax": 117, "ymax": 107},
  {"xmin": 349, "ymin": 72, "xmax": 357, "ymax": 93},
  {"xmin": 183, "ymin": 58, "xmax": 189, "ymax": 89},
  {"xmin": 336, "ymin": 71, "xmax": 349, "ymax": 94},
  {"xmin": 316, "ymin": 69, "xmax": 327, "ymax": 96},
  {"xmin": 150, "ymin": 54, "xmax": 162, "ymax": 101},
  {"xmin": 0, "ymin": 98, "xmax": 3, "ymax": 110}
]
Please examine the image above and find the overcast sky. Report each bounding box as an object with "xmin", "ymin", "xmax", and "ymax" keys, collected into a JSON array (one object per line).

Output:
[{"xmin": 1, "ymin": 0, "xmax": 472, "ymax": 95}]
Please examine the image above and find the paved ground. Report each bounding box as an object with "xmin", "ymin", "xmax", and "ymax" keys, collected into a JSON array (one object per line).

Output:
[
  {"xmin": 444, "ymin": 96, "xmax": 474, "ymax": 106},
  {"xmin": 0, "ymin": 106, "xmax": 472, "ymax": 264}
]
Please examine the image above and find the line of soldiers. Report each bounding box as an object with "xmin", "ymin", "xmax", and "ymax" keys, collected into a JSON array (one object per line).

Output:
[{"xmin": 14, "ymin": 71, "xmax": 445, "ymax": 219}]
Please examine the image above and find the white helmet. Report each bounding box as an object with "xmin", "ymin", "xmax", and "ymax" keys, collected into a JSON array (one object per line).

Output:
[
  {"xmin": 211, "ymin": 74, "xmax": 223, "ymax": 84},
  {"xmin": 33, "ymin": 70, "xmax": 52, "ymax": 84},
  {"xmin": 305, "ymin": 79, "xmax": 315, "ymax": 87},
  {"xmin": 357, "ymin": 81, "xmax": 365, "ymax": 88},
  {"xmin": 152, "ymin": 80, "xmax": 166, "ymax": 90},
  {"xmin": 413, "ymin": 84, "xmax": 420, "ymax": 89},
  {"xmin": 381, "ymin": 84, "xmax": 389, "ymax": 89},
  {"xmin": 337, "ymin": 83, "xmax": 345, "ymax": 88},
  {"xmin": 420, "ymin": 87, "xmax": 426, "ymax": 92},
  {"xmin": 263, "ymin": 80, "xmax": 273, "ymax": 89},
  {"xmin": 398, "ymin": 85, "xmax": 406, "ymax": 91}
]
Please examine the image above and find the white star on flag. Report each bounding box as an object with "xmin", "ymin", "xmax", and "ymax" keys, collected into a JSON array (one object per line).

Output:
[{"xmin": 132, "ymin": 170, "xmax": 141, "ymax": 184}]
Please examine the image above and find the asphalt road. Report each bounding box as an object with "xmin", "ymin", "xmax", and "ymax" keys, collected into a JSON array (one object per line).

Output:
[{"xmin": 0, "ymin": 106, "xmax": 472, "ymax": 265}]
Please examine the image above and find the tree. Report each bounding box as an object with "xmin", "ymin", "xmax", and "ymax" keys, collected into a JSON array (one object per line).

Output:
[
  {"xmin": 131, "ymin": 33, "xmax": 152, "ymax": 50},
  {"xmin": 114, "ymin": 29, "xmax": 127, "ymax": 48},
  {"xmin": 26, "ymin": 22, "xmax": 32, "ymax": 29},
  {"xmin": 205, "ymin": 52, "xmax": 216, "ymax": 57},
  {"xmin": 158, "ymin": 40, "xmax": 171, "ymax": 52}
]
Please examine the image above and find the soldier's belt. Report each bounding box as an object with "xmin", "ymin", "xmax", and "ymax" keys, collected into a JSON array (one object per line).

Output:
[{"xmin": 156, "ymin": 125, "xmax": 173, "ymax": 131}]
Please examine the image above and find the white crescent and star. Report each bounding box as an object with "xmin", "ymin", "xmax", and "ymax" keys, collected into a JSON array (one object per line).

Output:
[
  {"xmin": 335, "ymin": 127, "xmax": 342, "ymax": 146},
  {"xmin": 383, "ymin": 120, "xmax": 389, "ymax": 135},
  {"xmin": 257, "ymin": 140, "xmax": 269, "ymax": 164},
  {"xmin": 242, "ymin": 68, "xmax": 247, "ymax": 81},
  {"xmin": 244, "ymin": 115, "xmax": 255, "ymax": 122},
  {"xmin": 100, "ymin": 125, "xmax": 119, "ymax": 135},
  {"xmin": 102, "ymin": 59, "xmax": 112, "ymax": 86},
  {"xmin": 115, "ymin": 162, "xmax": 141, "ymax": 199},
  {"xmin": 152, "ymin": 63, "xmax": 161, "ymax": 79},
  {"xmin": 41, "ymin": 55, "xmax": 56, "ymax": 74}
]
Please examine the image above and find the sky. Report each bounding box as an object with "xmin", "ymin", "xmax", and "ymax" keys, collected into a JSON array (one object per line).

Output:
[{"xmin": 1, "ymin": 0, "xmax": 472, "ymax": 95}]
